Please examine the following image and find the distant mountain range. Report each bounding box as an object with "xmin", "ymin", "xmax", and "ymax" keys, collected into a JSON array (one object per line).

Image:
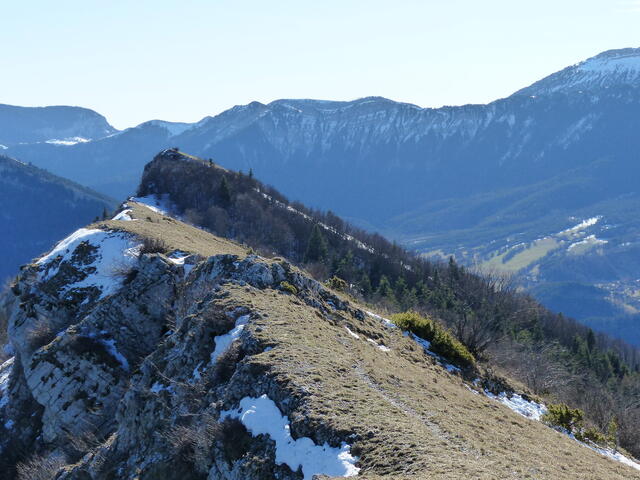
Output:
[
  {"xmin": 3, "ymin": 47, "xmax": 640, "ymax": 342},
  {"xmin": 0, "ymin": 154, "xmax": 116, "ymax": 282}
]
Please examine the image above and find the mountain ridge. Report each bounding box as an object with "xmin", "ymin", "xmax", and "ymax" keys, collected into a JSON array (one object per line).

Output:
[
  {"xmin": 2, "ymin": 152, "xmax": 640, "ymax": 477},
  {"xmin": 3, "ymin": 46, "xmax": 640, "ymax": 343}
]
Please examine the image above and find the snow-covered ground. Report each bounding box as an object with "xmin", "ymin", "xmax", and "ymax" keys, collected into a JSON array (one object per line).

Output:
[
  {"xmin": 130, "ymin": 195, "xmax": 174, "ymax": 217},
  {"xmin": 221, "ymin": 394, "xmax": 359, "ymax": 479},
  {"xmin": 483, "ymin": 390, "xmax": 547, "ymax": 421},
  {"xmin": 210, "ymin": 314, "xmax": 250, "ymax": 364},
  {"xmin": 37, "ymin": 228, "xmax": 141, "ymax": 300},
  {"xmin": 112, "ymin": 208, "xmax": 133, "ymax": 221}
]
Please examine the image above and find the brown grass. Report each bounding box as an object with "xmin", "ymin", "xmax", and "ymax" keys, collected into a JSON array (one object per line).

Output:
[
  {"xmin": 217, "ymin": 282, "xmax": 640, "ymax": 479},
  {"xmin": 96, "ymin": 202, "xmax": 247, "ymax": 258}
]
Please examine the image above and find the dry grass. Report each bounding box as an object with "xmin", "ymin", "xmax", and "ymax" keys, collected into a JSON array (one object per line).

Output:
[
  {"xmin": 29, "ymin": 200, "xmax": 640, "ymax": 478},
  {"xmin": 16, "ymin": 452, "xmax": 66, "ymax": 480},
  {"xmin": 96, "ymin": 202, "xmax": 247, "ymax": 258},
  {"xmin": 218, "ymin": 283, "xmax": 640, "ymax": 480}
]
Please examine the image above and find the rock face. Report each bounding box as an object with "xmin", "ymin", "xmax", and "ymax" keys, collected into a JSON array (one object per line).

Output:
[
  {"xmin": 2, "ymin": 204, "xmax": 640, "ymax": 479},
  {"xmin": 0, "ymin": 210, "xmax": 362, "ymax": 479}
]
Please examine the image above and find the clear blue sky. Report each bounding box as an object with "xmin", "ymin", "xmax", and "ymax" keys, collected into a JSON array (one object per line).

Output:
[{"xmin": 2, "ymin": 0, "xmax": 639, "ymax": 129}]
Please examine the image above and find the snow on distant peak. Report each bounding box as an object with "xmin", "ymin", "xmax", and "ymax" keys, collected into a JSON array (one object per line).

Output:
[
  {"xmin": 516, "ymin": 48, "xmax": 640, "ymax": 96},
  {"xmin": 45, "ymin": 136, "xmax": 91, "ymax": 146},
  {"xmin": 578, "ymin": 48, "xmax": 640, "ymax": 73},
  {"xmin": 0, "ymin": 144, "xmax": 7, "ymax": 150}
]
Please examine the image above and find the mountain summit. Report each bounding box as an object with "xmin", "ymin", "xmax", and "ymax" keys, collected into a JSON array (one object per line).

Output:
[{"xmin": 516, "ymin": 47, "xmax": 640, "ymax": 96}]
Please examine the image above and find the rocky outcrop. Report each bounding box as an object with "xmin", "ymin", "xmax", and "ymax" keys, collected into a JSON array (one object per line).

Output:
[
  {"xmin": 0, "ymin": 220, "xmax": 361, "ymax": 479},
  {"xmin": 3, "ymin": 206, "xmax": 640, "ymax": 480}
]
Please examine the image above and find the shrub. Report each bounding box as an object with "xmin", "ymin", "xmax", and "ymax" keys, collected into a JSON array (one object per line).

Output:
[
  {"xmin": 16, "ymin": 452, "xmax": 66, "ymax": 480},
  {"xmin": 139, "ymin": 236, "xmax": 168, "ymax": 254},
  {"xmin": 325, "ymin": 276, "xmax": 348, "ymax": 292},
  {"xmin": 279, "ymin": 281, "xmax": 298, "ymax": 295},
  {"xmin": 542, "ymin": 403, "xmax": 584, "ymax": 433},
  {"xmin": 391, "ymin": 311, "xmax": 475, "ymax": 368},
  {"xmin": 25, "ymin": 320, "xmax": 56, "ymax": 353},
  {"xmin": 577, "ymin": 427, "xmax": 607, "ymax": 445}
]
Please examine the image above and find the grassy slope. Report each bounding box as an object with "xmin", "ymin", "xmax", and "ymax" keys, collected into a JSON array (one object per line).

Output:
[{"xmin": 97, "ymin": 203, "xmax": 640, "ymax": 479}]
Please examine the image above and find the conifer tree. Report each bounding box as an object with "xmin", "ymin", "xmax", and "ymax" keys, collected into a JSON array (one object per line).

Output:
[
  {"xmin": 217, "ymin": 176, "xmax": 232, "ymax": 208},
  {"xmin": 376, "ymin": 275, "xmax": 396, "ymax": 304},
  {"xmin": 304, "ymin": 224, "xmax": 329, "ymax": 263},
  {"xmin": 360, "ymin": 272, "xmax": 372, "ymax": 297}
]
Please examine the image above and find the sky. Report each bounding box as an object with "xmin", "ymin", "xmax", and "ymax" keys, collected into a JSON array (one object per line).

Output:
[{"xmin": 1, "ymin": 0, "xmax": 639, "ymax": 129}]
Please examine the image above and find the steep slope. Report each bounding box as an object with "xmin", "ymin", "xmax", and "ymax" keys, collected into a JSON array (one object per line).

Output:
[
  {"xmin": 0, "ymin": 104, "xmax": 115, "ymax": 147},
  {"xmin": 0, "ymin": 155, "xmax": 117, "ymax": 282},
  {"xmin": 1, "ymin": 199, "xmax": 639, "ymax": 479}
]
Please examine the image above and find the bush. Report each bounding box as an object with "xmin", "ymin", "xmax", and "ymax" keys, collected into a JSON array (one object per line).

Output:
[
  {"xmin": 577, "ymin": 427, "xmax": 607, "ymax": 445},
  {"xmin": 542, "ymin": 403, "xmax": 584, "ymax": 433},
  {"xmin": 16, "ymin": 452, "xmax": 66, "ymax": 480},
  {"xmin": 279, "ymin": 281, "xmax": 298, "ymax": 295},
  {"xmin": 139, "ymin": 236, "xmax": 168, "ymax": 254},
  {"xmin": 391, "ymin": 311, "xmax": 475, "ymax": 368},
  {"xmin": 325, "ymin": 276, "xmax": 348, "ymax": 292},
  {"xmin": 25, "ymin": 320, "xmax": 56, "ymax": 353}
]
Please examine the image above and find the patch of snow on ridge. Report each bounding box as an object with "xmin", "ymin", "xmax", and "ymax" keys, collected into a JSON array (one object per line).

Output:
[
  {"xmin": 45, "ymin": 137, "xmax": 91, "ymax": 146},
  {"xmin": 0, "ymin": 144, "xmax": 7, "ymax": 150},
  {"xmin": 0, "ymin": 357, "xmax": 14, "ymax": 409},
  {"xmin": 590, "ymin": 446, "xmax": 640, "ymax": 471},
  {"xmin": 210, "ymin": 315, "xmax": 250, "ymax": 364},
  {"xmin": 366, "ymin": 338, "xmax": 390, "ymax": 352},
  {"xmin": 37, "ymin": 228, "xmax": 141, "ymax": 300},
  {"xmin": 560, "ymin": 216, "xmax": 601, "ymax": 235},
  {"xmin": 99, "ymin": 338, "xmax": 129, "ymax": 370},
  {"xmin": 567, "ymin": 234, "xmax": 608, "ymax": 251},
  {"xmin": 112, "ymin": 209, "xmax": 133, "ymax": 221},
  {"xmin": 345, "ymin": 327, "xmax": 360, "ymax": 339},
  {"xmin": 131, "ymin": 195, "xmax": 173, "ymax": 216},
  {"xmin": 221, "ymin": 395, "xmax": 359, "ymax": 479},
  {"xmin": 483, "ymin": 390, "xmax": 547, "ymax": 421}
]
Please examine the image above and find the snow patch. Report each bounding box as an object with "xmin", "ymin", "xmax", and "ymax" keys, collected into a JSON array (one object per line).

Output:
[
  {"xmin": 112, "ymin": 209, "xmax": 133, "ymax": 221},
  {"xmin": 366, "ymin": 338, "xmax": 390, "ymax": 352},
  {"xmin": 0, "ymin": 144, "xmax": 7, "ymax": 150},
  {"xmin": 221, "ymin": 394, "xmax": 359, "ymax": 479},
  {"xmin": 567, "ymin": 234, "xmax": 608, "ymax": 251},
  {"xmin": 45, "ymin": 136, "xmax": 91, "ymax": 146},
  {"xmin": 0, "ymin": 357, "xmax": 14, "ymax": 409},
  {"xmin": 131, "ymin": 195, "xmax": 174, "ymax": 216},
  {"xmin": 210, "ymin": 314, "xmax": 250, "ymax": 364},
  {"xmin": 483, "ymin": 390, "xmax": 547, "ymax": 420},
  {"xmin": 99, "ymin": 338, "xmax": 129, "ymax": 370},
  {"xmin": 345, "ymin": 327, "xmax": 360, "ymax": 339},
  {"xmin": 560, "ymin": 216, "xmax": 601, "ymax": 235},
  {"xmin": 37, "ymin": 228, "xmax": 141, "ymax": 300}
]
